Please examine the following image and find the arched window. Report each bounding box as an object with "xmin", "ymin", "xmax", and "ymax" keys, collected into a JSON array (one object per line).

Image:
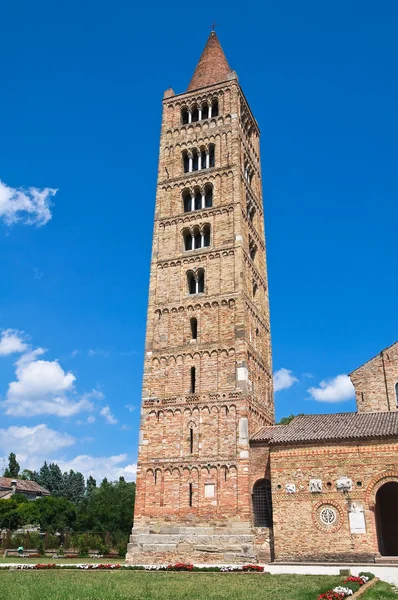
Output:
[
  {"xmin": 253, "ymin": 282, "xmax": 258, "ymax": 298},
  {"xmin": 194, "ymin": 190, "xmax": 202, "ymax": 210},
  {"xmin": 212, "ymin": 98, "xmax": 219, "ymax": 117},
  {"xmin": 183, "ymin": 151, "xmax": 189, "ymax": 173},
  {"xmin": 200, "ymin": 148, "xmax": 207, "ymax": 169},
  {"xmin": 252, "ymin": 479, "xmax": 272, "ymax": 527},
  {"xmin": 189, "ymin": 482, "xmax": 193, "ymax": 506},
  {"xmin": 247, "ymin": 197, "xmax": 255, "ymax": 222},
  {"xmin": 202, "ymin": 103, "xmax": 209, "ymax": 119},
  {"xmin": 190, "ymin": 366, "xmax": 196, "ymax": 393},
  {"xmin": 183, "ymin": 230, "xmax": 193, "ymax": 251},
  {"xmin": 187, "ymin": 270, "xmax": 205, "ymax": 294},
  {"xmin": 205, "ymin": 184, "xmax": 213, "ymax": 208},
  {"xmin": 192, "ymin": 149, "xmax": 199, "ymax": 171},
  {"xmin": 249, "ymin": 238, "xmax": 257, "ymax": 260},
  {"xmin": 190, "ymin": 428, "xmax": 194, "ymax": 452},
  {"xmin": 209, "ymin": 144, "xmax": 215, "ymax": 168},
  {"xmin": 193, "ymin": 228, "xmax": 201, "ymax": 249},
  {"xmin": 183, "ymin": 191, "xmax": 192, "ymax": 213},
  {"xmin": 203, "ymin": 224, "xmax": 210, "ymax": 247},
  {"xmin": 191, "ymin": 105, "xmax": 199, "ymax": 122},
  {"xmin": 198, "ymin": 271, "xmax": 204, "ymax": 292},
  {"xmin": 190, "ymin": 318, "xmax": 198, "ymax": 340},
  {"xmin": 396, "ymin": 382, "xmax": 398, "ymax": 407},
  {"xmin": 181, "ymin": 108, "xmax": 189, "ymax": 125}
]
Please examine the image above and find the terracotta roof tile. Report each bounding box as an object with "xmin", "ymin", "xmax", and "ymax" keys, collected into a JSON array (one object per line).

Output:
[
  {"xmin": 188, "ymin": 32, "xmax": 232, "ymax": 91},
  {"xmin": 251, "ymin": 411, "xmax": 398, "ymax": 445},
  {"xmin": 0, "ymin": 477, "xmax": 50, "ymax": 495}
]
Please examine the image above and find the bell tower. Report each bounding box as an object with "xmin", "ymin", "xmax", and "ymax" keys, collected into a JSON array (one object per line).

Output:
[{"xmin": 127, "ymin": 31, "xmax": 274, "ymax": 564}]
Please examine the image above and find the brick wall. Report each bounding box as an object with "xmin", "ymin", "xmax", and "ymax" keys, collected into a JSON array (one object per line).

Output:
[
  {"xmin": 351, "ymin": 342, "xmax": 398, "ymax": 413},
  {"xmin": 262, "ymin": 439, "xmax": 398, "ymax": 561}
]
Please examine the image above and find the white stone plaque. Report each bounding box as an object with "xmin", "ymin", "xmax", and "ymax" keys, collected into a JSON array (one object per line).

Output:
[
  {"xmin": 309, "ymin": 479, "xmax": 322, "ymax": 493},
  {"xmin": 348, "ymin": 502, "xmax": 366, "ymax": 534},
  {"xmin": 286, "ymin": 483, "xmax": 296, "ymax": 494},
  {"xmin": 204, "ymin": 483, "xmax": 215, "ymax": 498},
  {"xmin": 336, "ymin": 477, "xmax": 352, "ymax": 492}
]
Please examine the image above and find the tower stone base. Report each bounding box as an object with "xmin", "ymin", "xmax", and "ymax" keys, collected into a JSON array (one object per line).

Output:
[{"xmin": 126, "ymin": 524, "xmax": 271, "ymax": 565}]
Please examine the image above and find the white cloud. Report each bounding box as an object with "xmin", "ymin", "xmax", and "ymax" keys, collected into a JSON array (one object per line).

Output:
[
  {"xmin": 308, "ymin": 374, "xmax": 355, "ymax": 403},
  {"xmin": 1, "ymin": 348, "xmax": 94, "ymax": 417},
  {"xmin": 120, "ymin": 425, "xmax": 132, "ymax": 431},
  {"xmin": 0, "ymin": 179, "xmax": 57, "ymax": 226},
  {"xmin": 0, "ymin": 424, "xmax": 74, "ymax": 457},
  {"xmin": 0, "ymin": 329, "xmax": 28, "ymax": 356},
  {"xmin": 55, "ymin": 454, "xmax": 136, "ymax": 482},
  {"xmin": 100, "ymin": 405, "xmax": 118, "ymax": 425},
  {"xmin": 88, "ymin": 349, "xmax": 110, "ymax": 357},
  {"xmin": 87, "ymin": 415, "xmax": 96, "ymax": 424},
  {"xmin": 125, "ymin": 404, "xmax": 137, "ymax": 412},
  {"xmin": 273, "ymin": 368, "xmax": 299, "ymax": 392}
]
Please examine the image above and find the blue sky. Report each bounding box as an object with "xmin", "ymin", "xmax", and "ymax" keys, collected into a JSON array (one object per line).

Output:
[{"xmin": 0, "ymin": 1, "xmax": 397, "ymax": 482}]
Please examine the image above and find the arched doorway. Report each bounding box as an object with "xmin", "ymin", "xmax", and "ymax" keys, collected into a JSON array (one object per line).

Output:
[
  {"xmin": 252, "ymin": 478, "xmax": 272, "ymax": 527},
  {"xmin": 376, "ymin": 481, "xmax": 398, "ymax": 555}
]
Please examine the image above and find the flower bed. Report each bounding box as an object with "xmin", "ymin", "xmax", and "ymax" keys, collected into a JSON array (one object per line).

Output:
[
  {"xmin": 0, "ymin": 563, "xmax": 264, "ymax": 573},
  {"xmin": 0, "ymin": 562, "xmax": 266, "ymax": 572},
  {"xmin": 317, "ymin": 574, "xmax": 374, "ymax": 600}
]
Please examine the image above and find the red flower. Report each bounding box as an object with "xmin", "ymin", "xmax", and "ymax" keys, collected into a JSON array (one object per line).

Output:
[{"xmin": 344, "ymin": 576, "xmax": 365, "ymax": 586}]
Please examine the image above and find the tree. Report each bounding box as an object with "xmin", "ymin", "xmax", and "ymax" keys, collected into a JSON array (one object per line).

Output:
[
  {"xmin": 3, "ymin": 453, "xmax": 20, "ymax": 478},
  {"xmin": 86, "ymin": 476, "xmax": 97, "ymax": 498},
  {"xmin": 76, "ymin": 479, "xmax": 135, "ymax": 533},
  {"xmin": 34, "ymin": 496, "xmax": 76, "ymax": 532},
  {"xmin": 48, "ymin": 463, "xmax": 65, "ymax": 496},
  {"xmin": 63, "ymin": 470, "xmax": 85, "ymax": 504},
  {"xmin": 277, "ymin": 414, "xmax": 304, "ymax": 425},
  {"xmin": 34, "ymin": 461, "xmax": 51, "ymax": 490}
]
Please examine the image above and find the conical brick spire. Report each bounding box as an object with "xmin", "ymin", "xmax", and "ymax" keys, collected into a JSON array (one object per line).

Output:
[{"xmin": 188, "ymin": 31, "xmax": 232, "ymax": 91}]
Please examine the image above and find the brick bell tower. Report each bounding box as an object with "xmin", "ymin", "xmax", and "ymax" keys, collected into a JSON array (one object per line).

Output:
[{"xmin": 127, "ymin": 31, "xmax": 274, "ymax": 564}]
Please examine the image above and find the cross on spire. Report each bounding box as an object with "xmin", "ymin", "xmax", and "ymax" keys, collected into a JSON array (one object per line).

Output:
[{"xmin": 211, "ymin": 21, "xmax": 217, "ymax": 32}]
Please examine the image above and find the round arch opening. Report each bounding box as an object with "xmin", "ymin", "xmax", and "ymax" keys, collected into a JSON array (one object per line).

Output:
[
  {"xmin": 252, "ymin": 478, "xmax": 272, "ymax": 527},
  {"xmin": 376, "ymin": 481, "xmax": 398, "ymax": 556}
]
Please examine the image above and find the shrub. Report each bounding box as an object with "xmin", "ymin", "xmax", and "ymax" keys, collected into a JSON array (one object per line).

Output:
[
  {"xmin": 37, "ymin": 539, "xmax": 45, "ymax": 556},
  {"xmin": 78, "ymin": 535, "xmax": 89, "ymax": 557},
  {"xmin": 118, "ymin": 543, "xmax": 126, "ymax": 558},
  {"xmin": 359, "ymin": 572, "xmax": 375, "ymax": 581}
]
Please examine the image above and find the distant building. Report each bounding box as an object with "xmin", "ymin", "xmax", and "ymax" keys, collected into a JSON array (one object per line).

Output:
[{"xmin": 0, "ymin": 478, "xmax": 50, "ymax": 501}]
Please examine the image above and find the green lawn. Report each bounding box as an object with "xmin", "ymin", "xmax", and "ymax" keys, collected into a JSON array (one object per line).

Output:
[
  {"xmin": 0, "ymin": 571, "xmax": 345, "ymax": 600},
  {"xmin": 0, "ymin": 571, "xmax": 396, "ymax": 599},
  {"xmin": 362, "ymin": 580, "xmax": 398, "ymax": 599}
]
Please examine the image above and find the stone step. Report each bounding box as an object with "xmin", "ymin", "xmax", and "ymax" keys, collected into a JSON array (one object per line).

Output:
[{"xmin": 375, "ymin": 555, "xmax": 398, "ymax": 564}]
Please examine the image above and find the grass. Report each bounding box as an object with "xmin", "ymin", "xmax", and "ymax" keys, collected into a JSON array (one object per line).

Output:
[
  {"xmin": 362, "ymin": 580, "xmax": 398, "ymax": 598},
  {"xmin": 0, "ymin": 571, "xmax": 344, "ymax": 600}
]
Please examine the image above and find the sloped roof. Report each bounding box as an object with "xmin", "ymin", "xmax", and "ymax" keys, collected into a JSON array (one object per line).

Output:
[
  {"xmin": 188, "ymin": 31, "xmax": 232, "ymax": 91},
  {"xmin": 349, "ymin": 340, "xmax": 398, "ymax": 375},
  {"xmin": 251, "ymin": 411, "xmax": 398, "ymax": 445},
  {"xmin": 0, "ymin": 477, "xmax": 50, "ymax": 495}
]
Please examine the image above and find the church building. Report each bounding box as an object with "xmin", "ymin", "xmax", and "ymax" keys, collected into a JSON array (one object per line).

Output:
[{"xmin": 126, "ymin": 32, "xmax": 398, "ymax": 565}]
